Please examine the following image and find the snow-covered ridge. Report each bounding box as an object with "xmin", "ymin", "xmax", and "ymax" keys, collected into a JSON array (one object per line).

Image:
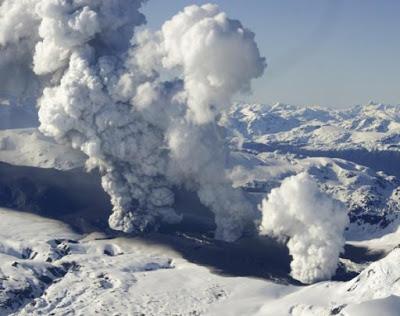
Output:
[
  {"xmin": 0, "ymin": 129, "xmax": 85, "ymax": 170},
  {"xmin": 223, "ymin": 102, "xmax": 400, "ymax": 152}
]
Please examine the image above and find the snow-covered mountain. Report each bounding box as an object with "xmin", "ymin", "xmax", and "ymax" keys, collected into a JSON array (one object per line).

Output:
[
  {"xmin": 223, "ymin": 102, "xmax": 400, "ymax": 178},
  {"xmin": 224, "ymin": 102, "xmax": 400, "ymax": 152},
  {"xmin": 0, "ymin": 129, "xmax": 85, "ymax": 170}
]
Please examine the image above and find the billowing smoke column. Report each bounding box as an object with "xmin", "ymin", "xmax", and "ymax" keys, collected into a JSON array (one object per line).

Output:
[
  {"xmin": 0, "ymin": 0, "xmax": 41, "ymax": 104},
  {"xmin": 259, "ymin": 173, "xmax": 349, "ymax": 284},
  {"xmin": 0, "ymin": 1, "xmax": 265, "ymax": 242}
]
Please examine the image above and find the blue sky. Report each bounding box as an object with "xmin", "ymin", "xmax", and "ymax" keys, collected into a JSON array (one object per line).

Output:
[{"xmin": 142, "ymin": 0, "xmax": 400, "ymax": 108}]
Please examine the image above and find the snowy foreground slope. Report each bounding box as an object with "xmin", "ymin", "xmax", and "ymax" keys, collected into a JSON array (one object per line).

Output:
[
  {"xmin": 1, "ymin": 103, "xmax": 400, "ymax": 315},
  {"xmin": 1, "ymin": 208, "xmax": 400, "ymax": 316}
]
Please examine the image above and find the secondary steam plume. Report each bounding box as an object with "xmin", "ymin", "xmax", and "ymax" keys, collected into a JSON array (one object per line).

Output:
[
  {"xmin": 0, "ymin": 1, "xmax": 265, "ymax": 241},
  {"xmin": 259, "ymin": 172, "xmax": 349, "ymax": 283}
]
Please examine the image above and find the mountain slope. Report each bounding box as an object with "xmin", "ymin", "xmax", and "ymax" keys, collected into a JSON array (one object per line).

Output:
[{"xmin": 0, "ymin": 208, "xmax": 399, "ymax": 316}]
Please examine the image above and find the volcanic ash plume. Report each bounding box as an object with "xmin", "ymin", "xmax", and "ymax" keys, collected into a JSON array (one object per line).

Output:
[
  {"xmin": 0, "ymin": 1, "xmax": 266, "ymax": 241},
  {"xmin": 259, "ymin": 172, "xmax": 349, "ymax": 283}
]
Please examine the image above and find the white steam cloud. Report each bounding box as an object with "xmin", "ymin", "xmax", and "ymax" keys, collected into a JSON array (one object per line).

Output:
[
  {"xmin": 259, "ymin": 172, "xmax": 349, "ymax": 284},
  {"xmin": 0, "ymin": 1, "xmax": 265, "ymax": 241},
  {"xmin": 0, "ymin": 0, "xmax": 41, "ymax": 104}
]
